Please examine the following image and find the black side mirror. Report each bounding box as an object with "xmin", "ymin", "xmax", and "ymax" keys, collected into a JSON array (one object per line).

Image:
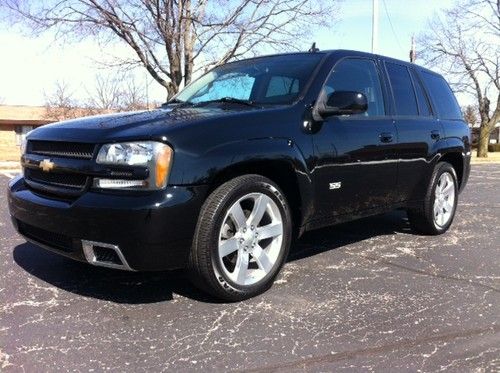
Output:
[{"xmin": 318, "ymin": 91, "xmax": 368, "ymax": 117}]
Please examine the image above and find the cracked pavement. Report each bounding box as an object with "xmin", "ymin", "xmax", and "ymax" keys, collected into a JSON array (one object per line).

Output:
[{"xmin": 1, "ymin": 164, "xmax": 499, "ymax": 372}]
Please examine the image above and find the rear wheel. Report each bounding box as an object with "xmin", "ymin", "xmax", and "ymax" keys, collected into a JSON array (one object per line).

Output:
[
  {"xmin": 407, "ymin": 162, "xmax": 458, "ymax": 235},
  {"xmin": 188, "ymin": 175, "xmax": 292, "ymax": 301}
]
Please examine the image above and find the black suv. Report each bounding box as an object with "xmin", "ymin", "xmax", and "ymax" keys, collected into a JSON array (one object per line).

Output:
[{"xmin": 8, "ymin": 50, "xmax": 471, "ymax": 301}]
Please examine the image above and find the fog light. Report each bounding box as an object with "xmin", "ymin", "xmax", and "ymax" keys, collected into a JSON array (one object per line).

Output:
[{"xmin": 94, "ymin": 179, "xmax": 147, "ymax": 189}]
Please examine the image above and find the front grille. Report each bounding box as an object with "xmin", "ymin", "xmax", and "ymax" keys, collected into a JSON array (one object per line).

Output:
[
  {"xmin": 18, "ymin": 221, "xmax": 74, "ymax": 252},
  {"xmin": 25, "ymin": 168, "xmax": 88, "ymax": 189},
  {"xmin": 29, "ymin": 140, "xmax": 95, "ymax": 160}
]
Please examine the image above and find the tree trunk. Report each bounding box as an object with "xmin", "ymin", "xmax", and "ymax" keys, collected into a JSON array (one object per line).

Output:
[{"xmin": 477, "ymin": 124, "xmax": 491, "ymax": 157}]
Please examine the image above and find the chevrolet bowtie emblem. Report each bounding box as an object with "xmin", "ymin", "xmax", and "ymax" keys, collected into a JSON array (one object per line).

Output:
[{"xmin": 39, "ymin": 159, "xmax": 55, "ymax": 172}]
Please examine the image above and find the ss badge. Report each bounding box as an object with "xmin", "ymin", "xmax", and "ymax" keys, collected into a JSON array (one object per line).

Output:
[{"xmin": 329, "ymin": 182, "xmax": 341, "ymax": 190}]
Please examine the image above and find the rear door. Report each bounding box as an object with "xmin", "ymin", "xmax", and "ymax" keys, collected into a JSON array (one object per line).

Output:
[
  {"xmin": 384, "ymin": 61, "xmax": 442, "ymax": 202},
  {"xmin": 312, "ymin": 57, "xmax": 398, "ymax": 219}
]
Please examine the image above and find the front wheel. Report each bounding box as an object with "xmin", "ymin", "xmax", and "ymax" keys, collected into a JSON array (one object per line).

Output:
[
  {"xmin": 407, "ymin": 162, "xmax": 458, "ymax": 235},
  {"xmin": 188, "ymin": 175, "xmax": 292, "ymax": 301}
]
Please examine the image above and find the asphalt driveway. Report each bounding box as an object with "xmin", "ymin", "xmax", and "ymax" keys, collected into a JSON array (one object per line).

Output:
[{"xmin": 1, "ymin": 164, "xmax": 499, "ymax": 372}]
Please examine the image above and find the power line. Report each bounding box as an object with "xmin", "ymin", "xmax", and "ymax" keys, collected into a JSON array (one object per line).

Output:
[{"xmin": 381, "ymin": 0, "xmax": 405, "ymax": 54}]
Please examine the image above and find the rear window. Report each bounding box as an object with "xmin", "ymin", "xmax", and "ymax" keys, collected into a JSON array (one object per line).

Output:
[
  {"xmin": 420, "ymin": 72, "xmax": 462, "ymax": 120},
  {"xmin": 386, "ymin": 62, "xmax": 418, "ymax": 116}
]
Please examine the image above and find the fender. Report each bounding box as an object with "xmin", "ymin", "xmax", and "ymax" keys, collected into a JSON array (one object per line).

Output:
[
  {"xmin": 438, "ymin": 138, "xmax": 471, "ymax": 193},
  {"xmin": 412, "ymin": 137, "xmax": 469, "ymax": 200},
  {"xmin": 169, "ymin": 137, "xmax": 315, "ymax": 229}
]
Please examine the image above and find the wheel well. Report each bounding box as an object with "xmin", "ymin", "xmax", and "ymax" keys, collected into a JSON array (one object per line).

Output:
[
  {"xmin": 441, "ymin": 152, "xmax": 464, "ymax": 187},
  {"xmin": 208, "ymin": 161, "xmax": 303, "ymax": 235}
]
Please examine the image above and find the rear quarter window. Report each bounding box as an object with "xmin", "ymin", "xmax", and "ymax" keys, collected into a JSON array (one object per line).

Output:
[{"xmin": 420, "ymin": 72, "xmax": 462, "ymax": 120}]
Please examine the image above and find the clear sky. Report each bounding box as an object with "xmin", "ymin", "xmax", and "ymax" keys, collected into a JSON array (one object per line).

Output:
[{"xmin": 0, "ymin": 0, "xmax": 458, "ymax": 107}]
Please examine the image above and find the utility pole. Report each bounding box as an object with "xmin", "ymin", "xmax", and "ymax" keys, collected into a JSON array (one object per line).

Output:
[
  {"xmin": 371, "ymin": 0, "xmax": 379, "ymax": 53},
  {"xmin": 409, "ymin": 35, "xmax": 416, "ymax": 63}
]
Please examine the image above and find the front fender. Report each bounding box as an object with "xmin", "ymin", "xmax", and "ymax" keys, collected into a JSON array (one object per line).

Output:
[{"xmin": 169, "ymin": 137, "xmax": 314, "ymax": 227}]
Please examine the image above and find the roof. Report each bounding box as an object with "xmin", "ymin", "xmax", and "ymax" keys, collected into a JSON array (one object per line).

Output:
[{"xmin": 0, "ymin": 105, "xmax": 110, "ymax": 128}]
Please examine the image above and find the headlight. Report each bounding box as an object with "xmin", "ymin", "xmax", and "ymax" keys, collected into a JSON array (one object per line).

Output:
[{"xmin": 95, "ymin": 141, "xmax": 173, "ymax": 190}]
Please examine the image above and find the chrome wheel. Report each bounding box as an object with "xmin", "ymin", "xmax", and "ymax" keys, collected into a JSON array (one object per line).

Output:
[
  {"xmin": 433, "ymin": 172, "xmax": 456, "ymax": 228},
  {"xmin": 218, "ymin": 192, "xmax": 284, "ymax": 286}
]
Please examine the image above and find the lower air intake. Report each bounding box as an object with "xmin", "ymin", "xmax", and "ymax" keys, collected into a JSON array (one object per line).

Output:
[{"xmin": 81, "ymin": 240, "xmax": 134, "ymax": 271}]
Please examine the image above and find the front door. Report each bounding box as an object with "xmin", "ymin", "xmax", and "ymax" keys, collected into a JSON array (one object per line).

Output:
[{"xmin": 311, "ymin": 57, "xmax": 398, "ymax": 220}]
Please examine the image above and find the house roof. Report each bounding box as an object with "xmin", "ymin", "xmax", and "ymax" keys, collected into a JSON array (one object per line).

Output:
[
  {"xmin": 0, "ymin": 105, "xmax": 110, "ymax": 128},
  {"xmin": 0, "ymin": 105, "xmax": 53, "ymax": 127}
]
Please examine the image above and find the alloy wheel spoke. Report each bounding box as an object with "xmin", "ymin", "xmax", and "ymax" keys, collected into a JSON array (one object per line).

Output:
[
  {"xmin": 234, "ymin": 251, "xmax": 249, "ymax": 284},
  {"xmin": 442, "ymin": 181, "xmax": 453, "ymax": 195},
  {"xmin": 434, "ymin": 202, "xmax": 441, "ymax": 217},
  {"xmin": 439, "ymin": 212, "xmax": 446, "ymax": 226},
  {"xmin": 252, "ymin": 246, "xmax": 273, "ymax": 273},
  {"xmin": 256, "ymin": 222, "xmax": 283, "ymax": 240},
  {"xmin": 229, "ymin": 202, "xmax": 247, "ymax": 229},
  {"xmin": 443, "ymin": 200, "xmax": 453, "ymax": 212},
  {"xmin": 248, "ymin": 195, "xmax": 269, "ymax": 226},
  {"xmin": 219, "ymin": 237, "xmax": 239, "ymax": 257}
]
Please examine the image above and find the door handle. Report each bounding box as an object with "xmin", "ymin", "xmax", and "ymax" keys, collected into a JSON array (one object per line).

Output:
[
  {"xmin": 431, "ymin": 130, "xmax": 440, "ymax": 140},
  {"xmin": 379, "ymin": 132, "xmax": 394, "ymax": 143}
]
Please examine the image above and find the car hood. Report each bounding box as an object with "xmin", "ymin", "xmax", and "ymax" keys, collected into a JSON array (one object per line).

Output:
[{"xmin": 28, "ymin": 106, "xmax": 247, "ymax": 143}]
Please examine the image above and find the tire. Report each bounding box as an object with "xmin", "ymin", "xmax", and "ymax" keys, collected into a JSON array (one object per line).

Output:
[
  {"xmin": 188, "ymin": 175, "xmax": 292, "ymax": 301},
  {"xmin": 407, "ymin": 162, "xmax": 458, "ymax": 235}
]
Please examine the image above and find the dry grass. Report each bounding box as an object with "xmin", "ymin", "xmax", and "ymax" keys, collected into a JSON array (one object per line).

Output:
[
  {"xmin": 0, "ymin": 131, "xmax": 21, "ymax": 162},
  {"xmin": 471, "ymin": 152, "xmax": 500, "ymax": 164}
]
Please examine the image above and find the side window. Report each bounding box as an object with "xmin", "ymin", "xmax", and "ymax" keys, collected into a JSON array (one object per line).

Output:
[
  {"xmin": 409, "ymin": 69, "xmax": 433, "ymax": 117},
  {"xmin": 266, "ymin": 76, "xmax": 299, "ymax": 98},
  {"xmin": 190, "ymin": 73, "xmax": 255, "ymax": 103},
  {"xmin": 386, "ymin": 63, "xmax": 418, "ymax": 116},
  {"xmin": 322, "ymin": 58, "xmax": 385, "ymax": 116},
  {"xmin": 421, "ymin": 72, "xmax": 462, "ymax": 120}
]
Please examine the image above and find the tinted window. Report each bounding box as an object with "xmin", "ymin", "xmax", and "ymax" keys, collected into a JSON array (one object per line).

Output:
[
  {"xmin": 421, "ymin": 72, "xmax": 462, "ymax": 120},
  {"xmin": 266, "ymin": 76, "xmax": 299, "ymax": 98},
  {"xmin": 386, "ymin": 63, "xmax": 418, "ymax": 116},
  {"xmin": 190, "ymin": 73, "xmax": 255, "ymax": 102},
  {"xmin": 322, "ymin": 58, "xmax": 385, "ymax": 116},
  {"xmin": 410, "ymin": 69, "xmax": 433, "ymax": 117}
]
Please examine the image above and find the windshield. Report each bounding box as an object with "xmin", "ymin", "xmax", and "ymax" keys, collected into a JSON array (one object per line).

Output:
[{"xmin": 173, "ymin": 53, "xmax": 324, "ymax": 105}]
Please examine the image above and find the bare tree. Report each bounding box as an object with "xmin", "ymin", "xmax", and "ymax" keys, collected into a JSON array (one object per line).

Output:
[
  {"xmin": 44, "ymin": 81, "xmax": 81, "ymax": 120},
  {"xmin": 121, "ymin": 77, "xmax": 148, "ymax": 110},
  {"xmin": 419, "ymin": 0, "xmax": 500, "ymax": 157},
  {"xmin": 85, "ymin": 72, "xmax": 148, "ymax": 111},
  {"xmin": 86, "ymin": 73, "xmax": 124, "ymax": 110},
  {"xmin": 4, "ymin": 0, "xmax": 336, "ymax": 99},
  {"xmin": 462, "ymin": 105, "xmax": 479, "ymax": 127}
]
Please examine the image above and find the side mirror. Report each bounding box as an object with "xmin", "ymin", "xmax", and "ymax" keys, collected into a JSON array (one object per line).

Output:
[{"xmin": 318, "ymin": 91, "xmax": 368, "ymax": 117}]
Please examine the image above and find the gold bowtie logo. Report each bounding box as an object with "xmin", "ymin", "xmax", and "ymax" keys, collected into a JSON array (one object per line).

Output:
[{"xmin": 39, "ymin": 159, "xmax": 55, "ymax": 172}]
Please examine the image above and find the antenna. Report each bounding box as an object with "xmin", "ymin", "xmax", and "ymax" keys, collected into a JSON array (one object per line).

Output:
[
  {"xmin": 308, "ymin": 42, "xmax": 320, "ymax": 53},
  {"xmin": 371, "ymin": 0, "xmax": 379, "ymax": 53},
  {"xmin": 409, "ymin": 35, "xmax": 416, "ymax": 63}
]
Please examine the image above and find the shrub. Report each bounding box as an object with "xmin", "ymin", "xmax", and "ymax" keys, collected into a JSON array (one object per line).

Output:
[{"xmin": 488, "ymin": 143, "xmax": 500, "ymax": 152}]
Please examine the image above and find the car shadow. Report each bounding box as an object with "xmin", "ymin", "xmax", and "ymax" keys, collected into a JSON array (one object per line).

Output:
[{"xmin": 12, "ymin": 210, "xmax": 412, "ymax": 304}]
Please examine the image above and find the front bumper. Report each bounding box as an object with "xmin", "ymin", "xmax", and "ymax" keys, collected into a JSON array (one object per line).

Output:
[{"xmin": 8, "ymin": 176, "xmax": 208, "ymax": 271}]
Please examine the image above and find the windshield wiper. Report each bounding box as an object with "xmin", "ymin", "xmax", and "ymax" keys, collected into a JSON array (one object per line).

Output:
[
  {"xmin": 162, "ymin": 99, "xmax": 194, "ymax": 108},
  {"xmin": 196, "ymin": 97, "xmax": 260, "ymax": 108}
]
